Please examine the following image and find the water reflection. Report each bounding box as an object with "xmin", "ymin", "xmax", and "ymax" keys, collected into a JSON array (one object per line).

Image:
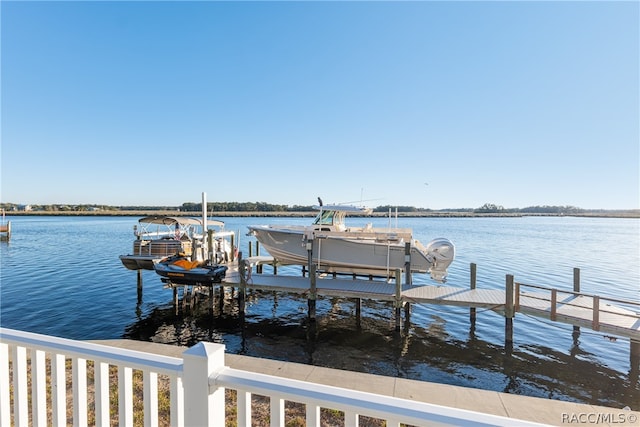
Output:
[{"xmin": 123, "ymin": 289, "xmax": 639, "ymax": 409}]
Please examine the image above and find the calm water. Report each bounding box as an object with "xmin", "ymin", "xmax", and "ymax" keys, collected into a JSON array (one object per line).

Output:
[{"xmin": 1, "ymin": 215, "xmax": 639, "ymax": 409}]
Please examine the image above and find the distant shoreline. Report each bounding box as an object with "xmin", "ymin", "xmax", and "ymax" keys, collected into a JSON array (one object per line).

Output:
[{"xmin": 4, "ymin": 210, "xmax": 639, "ymax": 219}]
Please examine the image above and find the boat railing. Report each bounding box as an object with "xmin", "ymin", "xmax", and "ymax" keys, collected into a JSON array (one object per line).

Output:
[
  {"xmin": 318, "ymin": 229, "xmax": 414, "ymax": 242},
  {"xmin": 0, "ymin": 327, "xmax": 543, "ymax": 427},
  {"xmin": 136, "ymin": 230, "xmax": 176, "ymax": 239}
]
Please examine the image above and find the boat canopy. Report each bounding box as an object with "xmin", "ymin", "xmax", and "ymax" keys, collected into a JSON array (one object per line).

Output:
[
  {"xmin": 312, "ymin": 205, "xmax": 372, "ymax": 227},
  {"xmin": 138, "ymin": 216, "xmax": 203, "ymax": 226}
]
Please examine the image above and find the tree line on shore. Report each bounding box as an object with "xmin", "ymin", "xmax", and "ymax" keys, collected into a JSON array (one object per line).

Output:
[{"xmin": 1, "ymin": 201, "xmax": 637, "ymax": 216}]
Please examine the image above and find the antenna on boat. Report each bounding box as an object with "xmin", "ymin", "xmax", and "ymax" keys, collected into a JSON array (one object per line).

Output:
[{"xmin": 202, "ymin": 192, "xmax": 208, "ymax": 261}]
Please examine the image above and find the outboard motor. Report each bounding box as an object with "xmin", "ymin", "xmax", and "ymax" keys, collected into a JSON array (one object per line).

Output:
[{"xmin": 424, "ymin": 238, "xmax": 455, "ymax": 283}]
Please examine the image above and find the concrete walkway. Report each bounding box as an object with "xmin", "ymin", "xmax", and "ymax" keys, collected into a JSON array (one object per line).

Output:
[{"xmin": 93, "ymin": 339, "xmax": 639, "ymax": 426}]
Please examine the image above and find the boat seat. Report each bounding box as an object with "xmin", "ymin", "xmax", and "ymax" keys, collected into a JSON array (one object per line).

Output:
[{"xmin": 171, "ymin": 258, "xmax": 206, "ymax": 270}]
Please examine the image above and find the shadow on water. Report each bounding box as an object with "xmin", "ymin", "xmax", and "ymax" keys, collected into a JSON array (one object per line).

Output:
[{"xmin": 123, "ymin": 288, "xmax": 639, "ymax": 409}]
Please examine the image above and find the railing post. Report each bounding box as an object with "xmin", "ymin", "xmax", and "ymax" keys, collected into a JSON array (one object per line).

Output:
[
  {"xmin": 51, "ymin": 353, "xmax": 66, "ymax": 426},
  {"xmin": 95, "ymin": 361, "xmax": 110, "ymax": 426},
  {"xmin": 550, "ymin": 289, "xmax": 557, "ymax": 321},
  {"xmin": 31, "ymin": 349, "xmax": 46, "ymax": 427},
  {"xmin": 118, "ymin": 366, "xmax": 133, "ymax": 427},
  {"xmin": 505, "ymin": 275, "xmax": 515, "ymax": 349},
  {"xmin": 573, "ymin": 268, "xmax": 581, "ymax": 337},
  {"xmin": 12, "ymin": 345, "xmax": 28, "ymax": 426},
  {"xmin": 73, "ymin": 357, "xmax": 88, "ymax": 427},
  {"xmin": 183, "ymin": 342, "xmax": 226, "ymax": 427},
  {"xmin": 170, "ymin": 376, "xmax": 184, "ymax": 427},
  {"xmin": 593, "ymin": 295, "xmax": 600, "ymax": 331},
  {"xmin": 238, "ymin": 390, "xmax": 252, "ymax": 426},
  {"xmin": 0, "ymin": 343, "xmax": 10, "ymax": 427},
  {"xmin": 143, "ymin": 371, "xmax": 159, "ymax": 427}
]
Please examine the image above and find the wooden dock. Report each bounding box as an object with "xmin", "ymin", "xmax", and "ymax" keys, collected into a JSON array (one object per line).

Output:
[
  {"xmin": 207, "ymin": 256, "xmax": 640, "ymax": 343},
  {"xmin": 0, "ymin": 210, "xmax": 10, "ymax": 241}
]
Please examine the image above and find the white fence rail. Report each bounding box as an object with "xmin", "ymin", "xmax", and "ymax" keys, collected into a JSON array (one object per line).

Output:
[{"xmin": 0, "ymin": 327, "xmax": 543, "ymax": 426}]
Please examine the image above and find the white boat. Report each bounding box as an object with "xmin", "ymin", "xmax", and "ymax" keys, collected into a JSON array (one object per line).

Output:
[
  {"xmin": 247, "ymin": 203, "xmax": 455, "ymax": 283},
  {"xmin": 120, "ymin": 194, "xmax": 235, "ymax": 271}
]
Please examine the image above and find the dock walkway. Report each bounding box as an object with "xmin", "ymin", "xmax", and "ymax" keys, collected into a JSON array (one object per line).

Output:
[{"xmin": 214, "ymin": 257, "xmax": 640, "ymax": 342}]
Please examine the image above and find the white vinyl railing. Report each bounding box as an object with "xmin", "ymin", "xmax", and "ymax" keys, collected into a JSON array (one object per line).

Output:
[{"xmin": 0, "ymin": 327, "xmax": 544, "ymax": 427}]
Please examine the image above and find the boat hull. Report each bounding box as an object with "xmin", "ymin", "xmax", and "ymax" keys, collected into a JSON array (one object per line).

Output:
[
  {"xmin": 249, "ymin": 226, "xmax": 451, "ymax": 278},
  {"xmin": 119, "ymin": 255, "xmax": 161, "ymax": 271}
]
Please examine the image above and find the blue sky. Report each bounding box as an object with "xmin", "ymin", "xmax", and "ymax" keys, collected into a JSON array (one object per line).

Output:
[{"xmin": 1, "ymin": 1, "xmax": 638, "ymax": 210}]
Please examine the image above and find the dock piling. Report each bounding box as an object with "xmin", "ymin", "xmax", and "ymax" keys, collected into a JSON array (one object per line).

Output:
[
  {"xmin": 238, "ymin": 252, "xmax": 246, "ymax": 314},
  {"xmin": 307, "ymin": 239, "xmax": 316, "ymax": 322},
  {"xmin": 404, "ymin": 242, "xmax": 412, "ymax": 286},
  {"xmin": 136, "ymin": 271, "xmax": 143, "ymax": 303},
  {"xmin": 394, "ymin": 269, "xmax": 402, "ymax": 332},
  {"xmin": 592, "ymin": 295, "xmax": 600, "ymax": 331},
  {"xmin": 573, "ymin": 268, "xmax": 581, "ymax": 338},
  {"xmin": 505, "ymin": 274, "xmax": 515, "ymax": 350},
  {"xmin": 470, "ymin": 263, "xmax": 477, "ymax": 324}
]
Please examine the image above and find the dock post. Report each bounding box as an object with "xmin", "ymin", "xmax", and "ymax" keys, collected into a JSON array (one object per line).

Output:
[
  {"xmin": 470, "ymin": 263, "xmax": 477, "ymax": 324},
  {"xmin": 230, "ymin": 234, "xmax": 235, "ymax": 262},
  {"xmin": 404, "ymin": 242, "xmax": 412, "ymax": 286},
  {"xmin": 395, "ymin": 269, "xmax": 402, "ymax": 332},
  {"xmin": 307, "ymin": 239, "xmax": 316, "ymax": 322},
  {"xmin": 191, "ymin": 236, "xmax": 197, "ymax": 261},
  {"xmin": 207, "ymin": 229, "xmax": 213, "ymax": 262},
  {"xmin": 573, "ymin": 268, "xmax": 581, "ymax": 339},
  {"xmin": 136, "ymin": 270, "xmax": 143, "ymax": 306},
  {"xmin": 505, "ymin": 274, "xmax": 515, "ymax": 352},
  {"xmin": 238, "ymin": 252, "xmax": 246, "ymax": 314},
  {"xmin": 592, "ymin": 295, "xmax": 600, "ymax": 331},
  {"xmin": 550, "ymin": 289, "xmax": 557, "ymax": 321},
  {"xmin": 404, "ymin": 301, "xmax": 411, "ymax": 330}
]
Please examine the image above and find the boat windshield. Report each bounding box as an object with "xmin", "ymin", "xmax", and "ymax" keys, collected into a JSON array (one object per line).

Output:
[{"xmin": 312, "ymin": 210, "xmax": 346, "ymax": 227}]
